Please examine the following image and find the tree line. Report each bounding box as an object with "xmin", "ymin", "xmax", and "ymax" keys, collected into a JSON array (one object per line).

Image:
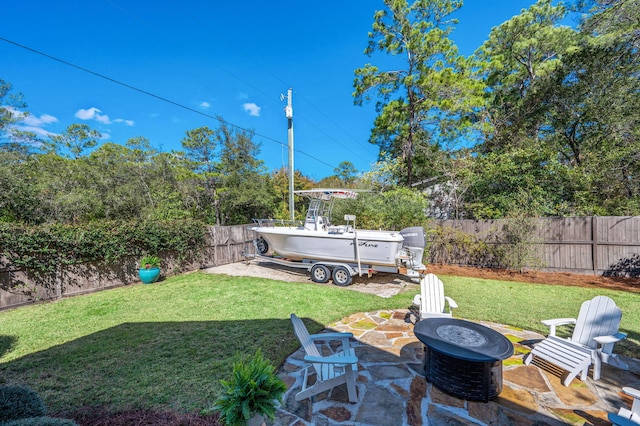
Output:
[
  {"xmin": 1, "ymin": 0, "xmax": 638, "ymax": 226},
  {"xmin": 354, "ymin": 0, "xmax": 639, "ymax": 218}
]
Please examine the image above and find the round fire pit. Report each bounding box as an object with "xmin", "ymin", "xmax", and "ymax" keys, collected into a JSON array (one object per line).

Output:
[{"xmin": 414, "ymin": 318, "xmax": 514, "ymax": 402}]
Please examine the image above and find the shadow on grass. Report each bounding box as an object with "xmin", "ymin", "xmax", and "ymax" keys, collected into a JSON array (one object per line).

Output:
[
  {"xmin": 1, "ymin": 313, "xmax": 636, "ymax": 426},
  {"xmin": 618, "ymin": 328, "xmax": 640, "ymax": 359},
  {"xmin": 0, "ymin": 318, "xmax": 302, "ymax": 424},
  {"xmin": 0, "ymin": 335, "xmax": 17, "ymax": 358}
]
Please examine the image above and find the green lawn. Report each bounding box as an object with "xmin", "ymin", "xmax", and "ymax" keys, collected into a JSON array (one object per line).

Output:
[
  {"xmin": 441, "ymin": 275, "xmax": 639, "ymax": 358},
  {"xmin": 0, "ymin": 271, "xmax": 637, "ymax": 417}
]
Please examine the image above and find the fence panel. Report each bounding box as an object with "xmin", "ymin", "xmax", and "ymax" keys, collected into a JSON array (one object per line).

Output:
[
  {"xmin": 596, "ymin": 217, "xmax": 640, "ymax": 275},
  {"xmin": 3, "ymin": 217, "xmax": 639, "ymax": 310},
  {"xmin": 536, "ymin": 217, "xmax": 588, "ymax": 271},
  {"xmin": 431, "ymin": 216, "xmax": 640, "ymax": 276}
]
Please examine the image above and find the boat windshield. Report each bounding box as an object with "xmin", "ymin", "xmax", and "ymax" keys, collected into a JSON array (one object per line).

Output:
[
  {"xmin": 305, "ymin": 197, "xmax": 335, "ymax": 230},
  {"xmin": 294, "ymin": 189, "xmax": 359, "ymax": 231}
]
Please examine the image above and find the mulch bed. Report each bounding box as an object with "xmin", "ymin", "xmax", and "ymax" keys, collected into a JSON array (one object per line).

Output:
[
  {"xmin": 60, "ymin": 407, "xmax": 221, "ymax": 426},
  {"xmin": 427, "ymin": 264, "xmax": 640, "ymax": 293}
]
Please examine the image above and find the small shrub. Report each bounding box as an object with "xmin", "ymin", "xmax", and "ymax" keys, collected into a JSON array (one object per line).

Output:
[
  {"xmin": 139, "ymin": 255, "xmax": 161, "ymax": 269},
  {"xmin": 213, "ymin": 349, "xmax": 287, "ymax": 426},
  {"xmin": 0, "ymin": 385, "xmax": 46, "ymax": 422},
  {"xmin": 3, "ymin": 417, "xmax": 78, "ymax": 426},
  {"xmin": 498, "ymin": 213, "xmax": 545, "ymax": 272},
  {"xmin": 428, "ymin": 226, "xmax": 497, "ymax": 266}
]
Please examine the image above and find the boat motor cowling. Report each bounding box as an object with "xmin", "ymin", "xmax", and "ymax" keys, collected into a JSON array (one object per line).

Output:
[
  {"xmin": 400, "ymin": 227, "xmax": 426, "ymax": 249},
  {"xmin": 399, "ymin": 227, "xmax": 427, "ymax": 270}
]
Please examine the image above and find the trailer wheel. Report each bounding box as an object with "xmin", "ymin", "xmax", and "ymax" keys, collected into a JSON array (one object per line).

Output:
[
  {"xmin": 310, "ymin": 264, "xmax": 330, "ymax": 283},
  {"xmin": 332, "ymin": 266, "xmax": 352, "ymax": 286},
  {"xmin": 256, "ymin": 238, "xmax": 269, "ymax": 255}
]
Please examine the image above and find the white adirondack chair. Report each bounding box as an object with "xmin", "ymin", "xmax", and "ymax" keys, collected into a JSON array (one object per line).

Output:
[
  {"xmin": 290, "ymin": 313, "xmax": 358, "ymax": 403},
  {"xmin": 609, "ymin": 387, "xmax": 640, "ymax": 426},
  {"xmin": 523, "ymin": 295, "xmax": 628, "ymax": 386},
  {"xmin": 412, "ymin": 273, "xmax": 458, "ymax": 319}
]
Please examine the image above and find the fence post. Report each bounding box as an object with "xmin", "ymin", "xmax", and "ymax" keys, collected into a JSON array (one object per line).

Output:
[
  {"xmin": 55, "ymin": 263, "xmax": 62, "ymax": 299},
  {"xmin": 227, "ymin": 228, "xmax": 231, "ymax": 263},
  {"xmin": 592, "ymin": 216, "xmax": 598, "ymax": 275}
]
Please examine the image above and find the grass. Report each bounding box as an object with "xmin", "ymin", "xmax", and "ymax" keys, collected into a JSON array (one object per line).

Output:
[
  {"xmin": 0, "ymin": 271, "xmax": 638, "ymax": 417},
  {"xmin": 440, "ymin": 275, "xmax": 640, "ymax": 358},
  {"xmin": 0, "ymin": 272, "xmax": 409, "ymax": 415}
]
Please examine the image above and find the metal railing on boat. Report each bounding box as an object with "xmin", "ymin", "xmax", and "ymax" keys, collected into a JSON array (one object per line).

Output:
[{"xmin": 251, "ymin": 218, "xmax": 304, "ymax": 227}]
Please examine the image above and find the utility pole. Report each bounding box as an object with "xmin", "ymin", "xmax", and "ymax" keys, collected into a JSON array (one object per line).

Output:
[{"xmin": 284, "ymin": 88, "xmax": 295, "ymax": 221}]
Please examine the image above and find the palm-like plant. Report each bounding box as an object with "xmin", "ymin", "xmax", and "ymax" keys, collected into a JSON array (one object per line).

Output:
[
  {"xmin": 139, "ymin": 255, "xmax": 160, "ymax": 269},
  {"xmin": 214, "ymin": 349, "xmax": 287, "ymax": 426}
]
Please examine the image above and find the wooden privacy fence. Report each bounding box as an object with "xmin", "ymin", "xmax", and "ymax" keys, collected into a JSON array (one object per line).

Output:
[
  {"xmin": 2, "ymin": 217, "xmax": 638, "ymax": 310},
  {"xmin": 0, "ymin": 224, "xmax": 257, "ymax": 311},
  {"xmin": 429, "ymin": 216, "xmax": 640, "ymax": 276}
]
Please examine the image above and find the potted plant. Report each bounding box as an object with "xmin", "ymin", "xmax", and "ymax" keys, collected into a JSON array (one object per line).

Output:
[
  {"xmin": 138, "ymin": 255, "xmax": 161, "ymax": 284},
  {"xmin": 214, "ymin": 349, "xmax": 287, "ymax": 426}
]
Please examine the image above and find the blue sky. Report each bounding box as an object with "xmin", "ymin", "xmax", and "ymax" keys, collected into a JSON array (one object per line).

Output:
[{"xmin": 2, "ymin": 0, "xmax": 538, "ymax": 180}]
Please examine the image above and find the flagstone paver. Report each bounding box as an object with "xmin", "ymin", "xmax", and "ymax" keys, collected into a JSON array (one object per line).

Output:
[{"xmin": 274, "ymin": 309, "xmax": 640, "ymax": 425}]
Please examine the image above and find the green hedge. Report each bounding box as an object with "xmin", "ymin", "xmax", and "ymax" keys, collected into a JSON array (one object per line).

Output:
[
  {"xmin": 0, "ymin": 385, "xmax": 46, "ymax": 423},
  {"xmin": 0, "ymin": 219, "xmax": 207, "ymax": 274},
  {"xmin": 0, "ymin": 385, "xmax": 77, "ymax": 426}
]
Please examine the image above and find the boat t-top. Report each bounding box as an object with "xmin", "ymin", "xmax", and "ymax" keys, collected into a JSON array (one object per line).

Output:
[{"xmin": 249, "ymin": 189, "xmax": 426, "ymax": 286}]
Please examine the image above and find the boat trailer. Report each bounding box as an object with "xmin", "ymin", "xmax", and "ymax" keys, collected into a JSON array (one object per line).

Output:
[{"xmin": 242, "ymin": 249, "xmax": 423, "ymax": 287}]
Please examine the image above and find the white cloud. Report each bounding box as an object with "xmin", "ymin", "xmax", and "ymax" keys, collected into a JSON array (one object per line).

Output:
[
  {"xmin": 95, "ymin": 115, "xmax": 111, "ymax": 124},
  {"xmin": 5, "ymin": 106, "xmax": 24, "ymax": 117},
  {"xmin": 243, "ymin": 103, "xmax": 261, "ymax": 117},
  {"xmin": 75, "ymin": 107, "xmax": 135, "ymax": 127},
  {"xmin": 6, "ymin": 107, "xmax": 58, "ymax": 138},
  {"xmin": 114, "ymin": 118, "xmax": 135, "ymax": 126},
  {"xmin": 18, "ymin": 125, "xmax": 56, "ymax": 138},
  {"xmin": 75, "ymin": 107, "xmax": 99, "ymax": 120},
  {"xmin": 23, "ymin": 113, "xmax": 58, "ymax": 127},
  {"xmin": 75, "ymin": 107, "xmax": 111, "ymax": 124},
  {"xmin": 199, "ymin": 101, "xmax": 211, "ymax": 109}
]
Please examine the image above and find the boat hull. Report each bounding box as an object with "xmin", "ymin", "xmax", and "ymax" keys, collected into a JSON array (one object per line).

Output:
[{"xmin": 252, "ymin": 226, "xmax": 404, "ymax": 267}]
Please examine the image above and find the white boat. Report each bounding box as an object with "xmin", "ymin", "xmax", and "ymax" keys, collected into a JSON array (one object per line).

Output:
[{"xmin": 249, "ymin": 189, "xmax": 426, "ymax": 285}]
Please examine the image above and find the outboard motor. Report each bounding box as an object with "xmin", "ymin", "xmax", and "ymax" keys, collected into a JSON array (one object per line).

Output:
[{"xmin": 399, "ymin": 227, "xmax": 427, "ymax": 270}]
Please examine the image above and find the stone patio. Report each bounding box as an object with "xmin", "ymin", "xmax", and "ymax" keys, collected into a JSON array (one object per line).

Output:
[{"xmin": 273, "ymin": 310, "xmax": 640, "ymax": 426}]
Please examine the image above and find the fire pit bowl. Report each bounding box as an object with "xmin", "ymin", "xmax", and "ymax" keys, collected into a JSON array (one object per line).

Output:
[{"xmin": 414, "ymin": 318, "xmax": 514, "ymax": 402}]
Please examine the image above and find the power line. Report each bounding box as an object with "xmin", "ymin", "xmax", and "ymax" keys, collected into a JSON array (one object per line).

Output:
[
  {"xmin": 295, "ymin": 91, "xmax": 378, "ymax": 155},
  {"xmin": 163, "ymin": 0, "xmax": 289, "ymax": 103},
  {"xmin": 294, "ymin": 109, "xmax": 375, "ymax": 160},
  {"xmin": 0, "ymin": 36, "xmax": 339, "ymax": 171},
  {"xmin": 139, "ymin": 0, "xmax": 377, "ymax": 161},
  {"xmin": 0, "ymin": 38, "xmax": 277, "ymax": 143},
  {"xmin": 294, "ymin": 148, "xmax": 333, "ymax": 169},
  {"xmin": 173, "ymin": 0, "xmax": 376, "ymax": 154},
  {"xmin": 106, "ymin": 0, "xmax": 285, "ymax": 114}
]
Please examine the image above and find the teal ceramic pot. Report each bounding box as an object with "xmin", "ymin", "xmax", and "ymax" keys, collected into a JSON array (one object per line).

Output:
[{"xmin": 139, "ymin": 267, "xmax": 161, "ymax": 284}]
